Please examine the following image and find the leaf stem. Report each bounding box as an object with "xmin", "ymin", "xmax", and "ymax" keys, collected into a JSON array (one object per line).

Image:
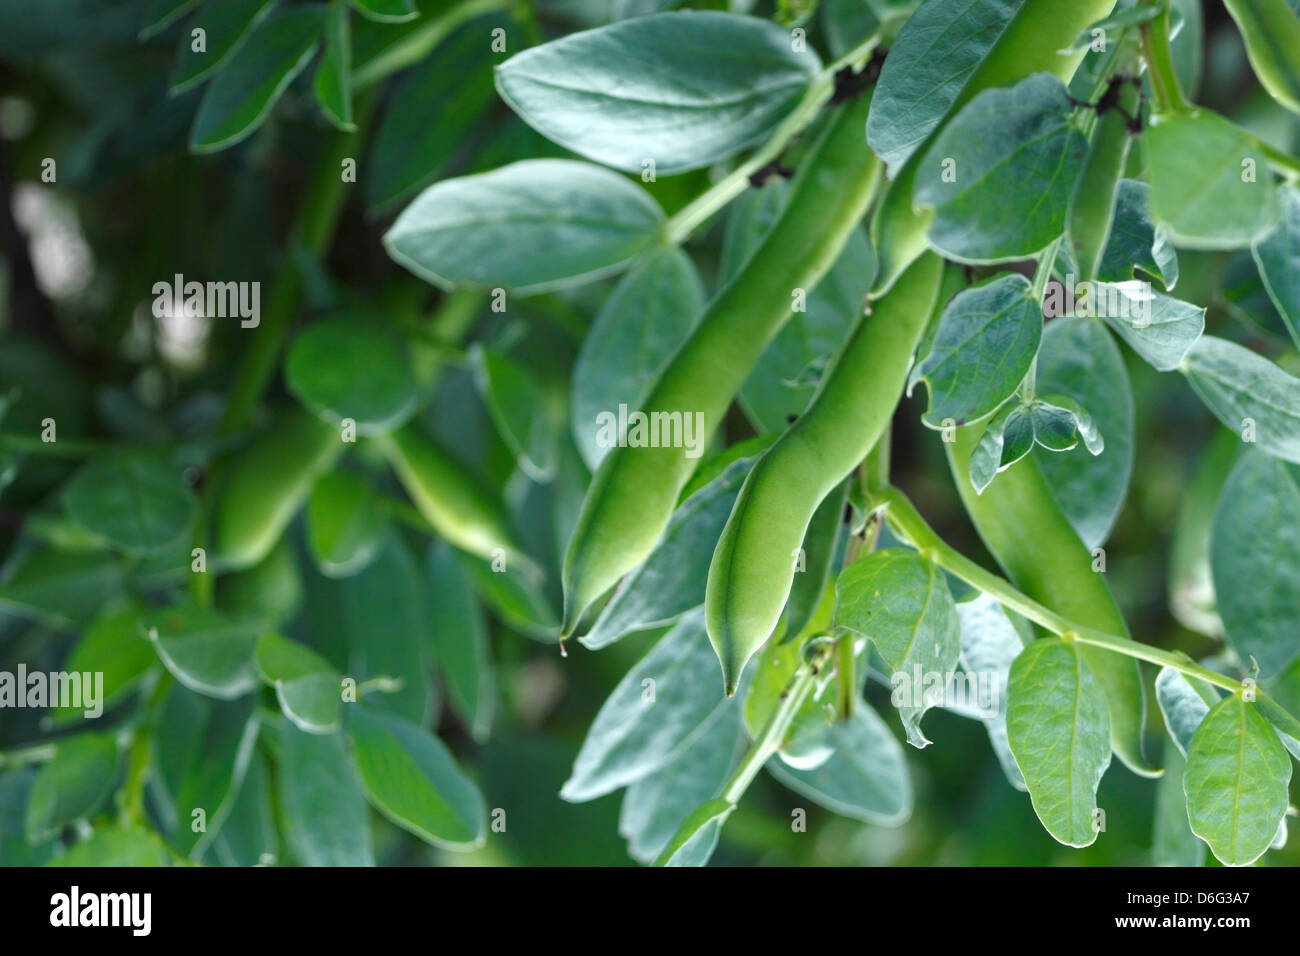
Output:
[
  {"xmin": 662, "ymin": 29, "xmax": 885, "ymax": 244},
  {"xmin": 352, "ymin": 0, "xmax": 509, "ymax": 89},
  {"xmin": 721, "ymin": 641, "xmax": 834, "ymax": 805},
  {"xmin": 1139, "ymin": 0, "xmax": 1190, "ymax": 115},
  {"xmin": 875, "ymin": 485, "xmax": 1245, "ymax": 694},
  {"xmin": 217, "ymin": 89, "xmax": 376, "ymax": 435}
]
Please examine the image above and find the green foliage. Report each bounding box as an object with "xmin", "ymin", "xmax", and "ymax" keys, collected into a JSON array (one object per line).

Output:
[{"xmin": 2, "ymin": 0, "xmax": 1298, "ymax": 872}]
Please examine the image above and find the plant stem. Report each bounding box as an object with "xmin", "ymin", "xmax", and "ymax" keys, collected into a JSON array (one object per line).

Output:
[
  {"xmin": 875, "ymin": 485, "xmax": 1246, "ymax": 694},
  {"xmin": 217, "ymin": 90, "xmax": 376, "ymax": 436},
  {"xmin": 120, "ymin": 671, "xmax": 172, "ymax": 827},
  {"xmin": 663, "ymin": 29, "xmax": 885, "ymax": 244},
  {"xmin": 1255, "ymin": 136, "xmax": 1300, "ymax": 181},
  {"xmin": 1030, "ymin": 237, "xmax": 1060, "ymax": 302},
  {"xmin": 0, "ymin": 741, "xmax": 56, "ymax": 769},
  {"xmin": 721, "ymin": 641, "xmax": 834, "ymax": 805},
  {"xmin": 352, "ymin": 0, "xmax": 509, "ymax": 89},
  {"xmin": 1139, "ymin": 0, "xmax": 1190, "ymax": 114}
]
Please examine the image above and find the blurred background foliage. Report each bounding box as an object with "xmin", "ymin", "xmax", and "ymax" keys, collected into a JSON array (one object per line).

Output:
[{"xmin": 0, "ymin": 0, "xmax": 1297, "ymax": 866}]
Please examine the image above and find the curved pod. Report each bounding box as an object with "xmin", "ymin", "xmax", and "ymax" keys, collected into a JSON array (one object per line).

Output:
[{"xmin": 706, "ymin": 253, "xmax": 945, "ymax": 694}]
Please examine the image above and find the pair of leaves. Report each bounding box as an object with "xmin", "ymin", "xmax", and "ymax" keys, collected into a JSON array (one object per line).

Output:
[{"xmin": 969, "ymin": 394, "xmax": 1102, "ymax": 494}]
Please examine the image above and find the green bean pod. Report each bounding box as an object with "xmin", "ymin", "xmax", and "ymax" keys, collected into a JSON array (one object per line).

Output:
[
  {"xmin": 706, "ymin": 252, "xmax": 945, "ymax": 694},
  {"xmin": 562, "ymin": 92, "xmax": 882, "ymax": 634},
  {"xmin": 870, "ymin": 0, "xmax": 1119, "ymax": 296},
  {"xmin": 380, "ymin": 423, "xmax": 522, "ymax": 565},
  {"xmin": 213, "ymin": 409, "xmax": 343, "ymax": 570},
  {"xmin": 1067, "ymin": 82, "xmax": 1138, "ymax": 284},
  {"xmin": 945, "ymin": 427, "xmax": 1161, "ymax": 777}
]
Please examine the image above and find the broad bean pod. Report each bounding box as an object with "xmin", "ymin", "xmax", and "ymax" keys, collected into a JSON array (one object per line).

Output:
[
  {"xmin": 945, "ymin": 426, "xmax": 1160, "ymax": 777},
  {"xmin": 705, "ymin": 252, "xmax": 945, "ymax": 695},
  {"xmin": 562, "ymin": 91, "xmax": 882, "ymax": 634}
]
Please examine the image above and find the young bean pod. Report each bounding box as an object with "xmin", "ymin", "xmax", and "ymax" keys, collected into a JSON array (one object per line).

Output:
[
  {"xmin": 380, "ymin": 423, "xmax": 522, "ymax": 565},
  {"xmin": 945, "ymin": 426, "xmax": 1160, "ymax": 777},
  {"xmin": 870, "ymin": 0, "xmax": 1120, "ymax": 296},
  {"xmin": 562, "ymin": 91, "xmax": 883, "ymax": 634},
  {"xmin": 213, "ymin": 409, "xmax": 343, "ymax": 570},
  {"xmin": 705, "ymin": 252, "xmax": 945, "ymax": 694}
]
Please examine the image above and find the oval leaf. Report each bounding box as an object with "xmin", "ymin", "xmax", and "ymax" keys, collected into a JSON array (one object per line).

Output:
[
  {"xmin": 63, "ymin": 454, "xmax": 196, "ymax": 555},
  {"xmin": 495, "ymin": 11, "xmax": 820, "ymax": 174},
  {"xmin": 1183, "ymin": 335, "xmax": 1300, "ymax": 464},
  {"xmin": 346, "ymin": 706, "xmax": 486, "ymax": 849},
  {"xmin": 1006, "ymin": 637, "xmax": 1111, "ymax": 847},
  {"xmin": 1184, "ymin": 694, "xmax": 1292, "ymax": 866},
  {"xmin": 286, "ymin": 317, "xmax": 418, "ymax": 433},
  {"xmin": 384, "ymin": 159, "xmax": 664, "ymax": 292}
]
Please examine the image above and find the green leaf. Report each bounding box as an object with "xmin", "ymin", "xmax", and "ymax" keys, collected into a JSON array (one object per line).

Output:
[
  {"xmin": 969, "ymin": 401, "xmax": 1035, "ymax": 493},
  {"xmin": 216, "ymin": 535, "xmax": 303, "ymax": 627},
  {"xmin": 155, "ymin": 688, "xmax": 260, "ymax": 858},
  {"xmin": 1077, "ymin": 283, "xmax": 1204, "ymax": 372},
  {"xmin": 782, "ymin": 481, "xmax": 849, "ymax": 643},
  {"xmin": 169, "ymin": 0, "xmax": 278, "ymax": 94},
  {"xmin": 766, "ymin": 698, "xmax": 912, "ymax": 823},
  {"xmin": 286, "ymin": 317, "xmax": 418, "ymax": 433},
  {"xmin": 364, "ymin": 13, "xmax": 501, "ymax": 210},
  {"xmin": 1251, "ymin": 185, "xmax": 1300, "ymax": 350},
  {"xmin": 1006, "ymin": 637, "xmax": 1111, "ymax": 847},
  {"xmin": 1, "ymin": 771, "xmax": 55, "ymax": 865},
  {"xmin": 384, "ymin": 159, "xmax": 664, "ymax": 293},
  {"xmin": 460, "ymin": 552, "xmax": 559, "ymax": 642},
  {"xmin": 580, "ymin": 454, "xmax": 757, "ymax": 651},
  {"xmin": 313, "ymin": 0, "xmax": 354, "ymax": 130},
  {"xmin": 571, "ymin": 245, "xmax": 705, "ymax": 470},
  {"xmin": 822, "ymin": 0, "xmax": 882, "ymax": 57},
  {"xmin": 1143, "ymin": 110, "xmax": 1279, "ymax": 249},
  {"xmin": 916, "ymin": 73, "xmax": 1089, "ymax": 263},
  {"xmin": 47, "ymin": 826, "xmax": 172, "ymax": 866},
  {"xmin": 494, "ymin": 11, "xmax": 820, "ymax": 174},
  {"xmin": 470, "ymin": 345, "xmax": 561, "ymax": 482},
  {"xmin": 62, "ymin": 454, "xmax": 197, "ymax": 555},
  {"xmin": 908, "ymin": 274, "xmax": 1041, "ymax": 428},
  {"xmin": 956, "ymin": 593, "xmax": 1026, "ymax": 790},
  {"xmin": 1094, "ymin": 180, "xmax": 1179, "ymax": 288},
  {"xmin": 348, "ymin": 0, "xmax": 416, "ymax": 23},
  {"xmin": 652, "ymin": 797, "xmax": 732, "ymax": 867},
  {"xmin": 1224, "ymin": 0, "xmax": 1300, "ymax": 115},
  {"xmin": 256, "ymin": 633, "xmax": 342, "ymax": 733},
  {"xmin": 211, "ymin": 752, "xmax": 278, "ymax": 866},
  {"xmin": 25, "ymin": 733, "xmax": 120, "ymax": 840},
  {"xmin": 1061, "ymin": 5, "xmax": 1160, "ymax": 53},
  {"xmin": 1210, "ymin": 451, "xmax": 1300, "ymax": 678},
  {"xmin": 868, "ymin": 0, "xmax": 1027, "ymax": 176},
  {"xmin": 141, "ymin": 0, "xmax": 204, "ymax": 39},
  {"xmin": 304, "ymin": 532, "xmax": 432, "ymax": 722},
  {"xmin": 1184, "ymin": 694, "xmax": 1292, "ymax": 866},
  {"xmin": 278, "ymin": 723, "xmax": 373, "ymax": 865},
  {"xmin": 346, "ymin": 706, "xmax": 486, "ymax": 849},
  {"xmin": 563, "ymin": 610, "xmax": 740, "ymax": 800},
  {"xmin": 1155, "ymin": 666, "xmax": 1220, "ymax": 756},
  {"xmin": 1153, "ymin": 741, "xmax": 1205, "ymax": 866},
  {"xmin": 189, "ymin": 6, "xmax": 324, "ymax": 153},
  {"xmin": 833, "ymin": 548, "xmax": 962, "ymax": 746},
  {"xmin": 145, "ymin": 605, "xmax": 263, "ymax": 699},
  {"xmin": 1183, "ymin": 335, "xmax": 1300, "ymax": 464},
  {"xmin": 306, "ymin": 470, "xmax": 385, "ymax": 578},
  {"xmin": 619, "ymin": 702, "xmax": 742, "ymax": 863},
  {"xmin": 1033, "ymin": 316, "xmax": 1134, "ymax": 549},
  {"xmin": 720, "ymin": 179, "xmax": 877, "ymax": 432},
  {"xmin": 53, "ymin": 601, "xmax": 156, "ymax": 724},
  {"xmin": 0, "ymin": 549, "xmax": 125, "ymax": 630},
  {"xmin": 427, "ymin": 542, "xmax": 494, "ymax": 741}
]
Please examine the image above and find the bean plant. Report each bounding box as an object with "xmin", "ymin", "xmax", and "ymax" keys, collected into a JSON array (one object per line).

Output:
[{"xmin": 1, "ymin": 0, "xmax": 1299, "ymax": 869}]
